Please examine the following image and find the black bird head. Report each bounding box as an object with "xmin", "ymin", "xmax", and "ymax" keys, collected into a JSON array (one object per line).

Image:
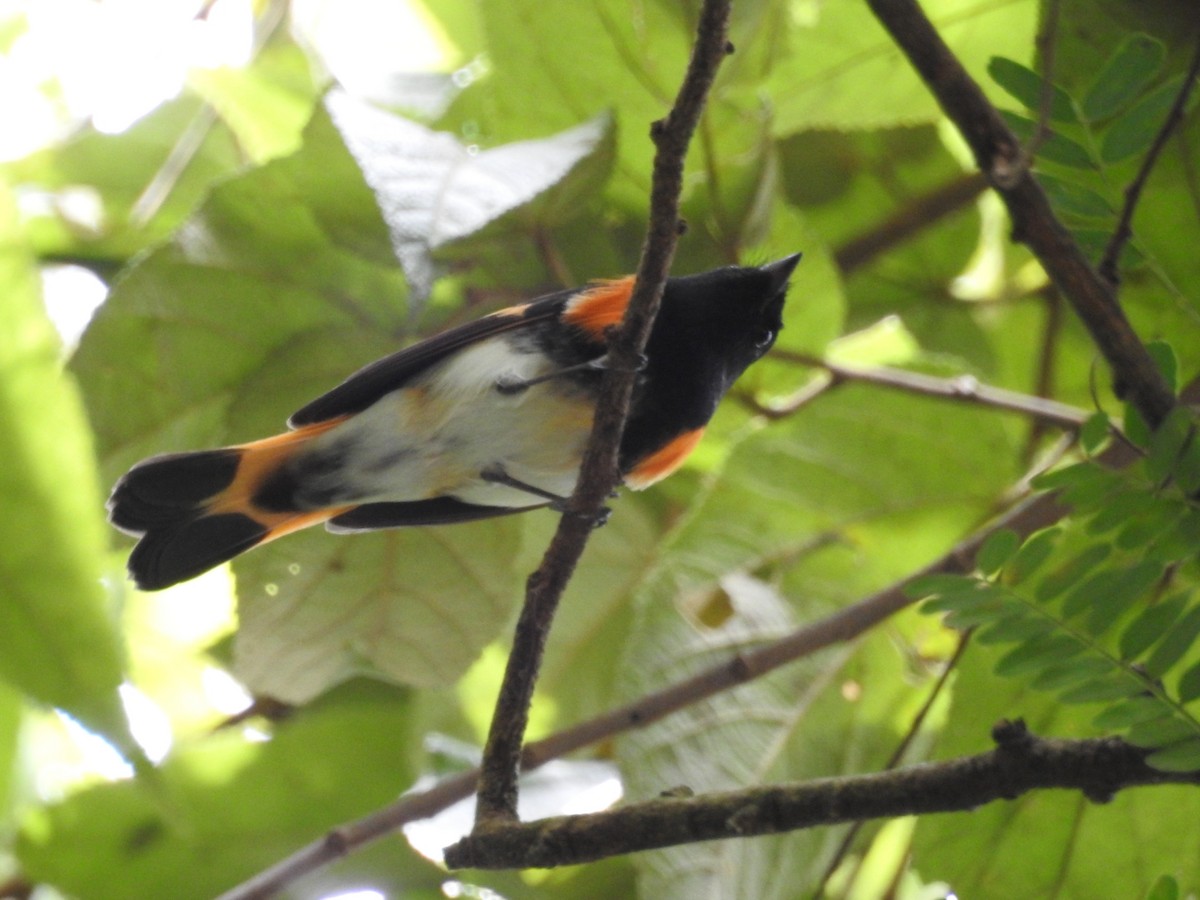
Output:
[{"xmin": 653, "ymin": 253, "xmax": 801, "ymax": 397}]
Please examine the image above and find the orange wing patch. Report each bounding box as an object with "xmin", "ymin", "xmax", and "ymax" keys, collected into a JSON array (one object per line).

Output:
[
  {"xmin": 562, "ymin": 276, "xmax": 636, "ymax": 338},
  {"xmin": 625, "ymin": 427, "xmax": 705, "ymax": 490}
]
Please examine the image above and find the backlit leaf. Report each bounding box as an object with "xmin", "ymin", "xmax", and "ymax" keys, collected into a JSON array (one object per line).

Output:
[
  {"xmin": 988, "ymin": 57, "xmax": 1076, "ymax": 121},
  {"xmin": 1083, "ymin": 33, "xmax": 1166, "ymax": 121},
  {"xmin": 1101, "ymin": 75, "xmax": 1193, "ymax": 164}
]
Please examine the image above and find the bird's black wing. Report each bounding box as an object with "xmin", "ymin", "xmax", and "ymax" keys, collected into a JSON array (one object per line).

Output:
[
  {"xmin": 327, "ymin": 497, "xmax": 545, "ymax": 530},
  {"xmin": 288, "ymin": 292, "xmax": 571, "ymax": 427}
]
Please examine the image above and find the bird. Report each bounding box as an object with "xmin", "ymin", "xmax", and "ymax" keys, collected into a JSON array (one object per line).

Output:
[{"xmin": 109, "ymin": 254, "xmax": 801, "ymax": 590}]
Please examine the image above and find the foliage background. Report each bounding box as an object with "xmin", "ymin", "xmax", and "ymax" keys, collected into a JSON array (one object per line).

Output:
[{"xmin": 1, "ymin": 0, "xmax": 1198, "ymax": 897}]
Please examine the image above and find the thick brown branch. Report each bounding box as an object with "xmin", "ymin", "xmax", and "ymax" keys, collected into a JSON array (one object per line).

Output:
[
  {"xmin": 472, "ymin": 0, "xmax": 734, "ymax": 825},
  {"xmin": 865, "ymin": 0, "xmax": 1176, "ymax": 429},
  {"xmin": 446, "ymin": 723, "xmax": 1199, "ymax": 869}
]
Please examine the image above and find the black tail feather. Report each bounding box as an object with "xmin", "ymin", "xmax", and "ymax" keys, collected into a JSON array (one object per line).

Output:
[
  {"xmin": 109, "ymin": 449, "xmax": 266, "ymax": 590},
  {"xmin": 125, "ymin": 513, "xmax": 268, "ymax": 591}
]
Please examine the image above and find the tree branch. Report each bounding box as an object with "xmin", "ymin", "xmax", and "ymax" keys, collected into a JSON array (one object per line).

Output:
[
  {"xmin": 865, "ymin": 0, "xmax": 1176, "ymax": 429},
  {"xmin": 472, "ymin": 0, "xmax": 734, "ymax": 825},
  {"xmin": 745, "ymin": 351, "xmax": 1091, "ymax": 430},
  {"xmin": 445, "ymin": 721, "xmax": 1199, "ymax": 869},
  {"xmin": 833, "ymin": 172, "xmax": 988, "ymax": 273},
  {"xmin": 1098, "ymin": 32, "xmax": 1200, "ymax": 287}
]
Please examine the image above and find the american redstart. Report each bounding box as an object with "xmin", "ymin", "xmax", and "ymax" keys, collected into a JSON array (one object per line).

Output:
[{"xmin": 109, "ymin": 254, "xmax": 801, "ymax": 590}]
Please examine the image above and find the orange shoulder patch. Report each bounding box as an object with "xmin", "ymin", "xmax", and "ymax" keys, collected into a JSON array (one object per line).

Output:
[
  {"xmin": 625, "ymin": 427, "xmax": 705, "ymax": 490},
  {"xmin": 562, "ymin": 276, "xmax": 635, "ymax": 338}
]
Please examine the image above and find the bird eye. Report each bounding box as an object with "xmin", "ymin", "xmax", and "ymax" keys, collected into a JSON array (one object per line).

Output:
[{"xmin": 753, "ymin": 328, "xmax": 776, "ymax": 352}]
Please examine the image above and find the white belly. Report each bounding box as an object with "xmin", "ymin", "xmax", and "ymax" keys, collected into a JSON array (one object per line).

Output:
[{"xmin": 306, "ymin": 336, "xmax": 595, "ymax": 507}]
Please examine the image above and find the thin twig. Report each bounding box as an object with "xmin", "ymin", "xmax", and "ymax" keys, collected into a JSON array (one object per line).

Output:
[
  {"xmin": 1023, "ymin": 286, "xmax": 1065, "ymax": 462},
  {"xmin": 1098, "ymin": 32, "xmax": 1200, "ymax": 287},
  {"xmin": 1023, "ymin": 0, "xmax": 1062, "ymax": 160},
  {"xmin": 747, "ymin": 351, "xmax": 1090, "ymax": 430},
  {"xmin": 445, "ymin": 722, "xmax": 1199, "ymax": 869},
  {"xmin": 833, "ymin": 172, "xmax": 988, "ymax": 273},
  {"xmin": 472, "ymin": 0, "xmax": 734, "ymax": 826},
  {"xmin": 865, "ymin": 0, "xmax": 1176, "ymax": 429}
]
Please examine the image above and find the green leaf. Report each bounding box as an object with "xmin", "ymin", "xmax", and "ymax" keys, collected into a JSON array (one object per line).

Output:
[
  {"xmin": 921, "ymin": 584, "xmax": 995, "ymax": 614},
  {"xmin": 73, "ymin": 102, "xmax": 525, "ymax": 701},
  {"xmin": 1115, "ymin": 500, "xmax": 1186, "ymax": 554},
  {"xmin": 978, "ymin": 528, "xmax": 1021, "ymax": 576},
  {"xmin": 1086, "ymin": 487, "xmax": 1158, "ymax": 535},
  {"xmin": 1145, "ymin": 406, "xmax": 1196, "ymax": 484},
  {"xmin": 1034, "ymin": 544, "xmax": 1112, "ymax": 603},
  {"xmin": 19, "ymin": 682, "xmax": 432, "ymax": 900},
  {"xmin": 1127, "ymin": 715, "xmax": 1199, "ymax": 749},
  {"xmin": 1030, "ymin": 657, "xmax": 1114, "ymax": 691},
  {"xmin": 1145, "ymin": 340, "xmax": 1178, "ymax": 393},
  {"xmin": 1059, "ymin": 676, "xmax": 1145, "ymax": 704},
  {"xmin": 1083, "ymin": 33, "xmax": 1167, "ymax": 121},
  {"xmin": 1032, "ymin": 462, "xmax": 1120, "ymax": 509},
  {"xmin": 1144, "ymin": 603, "xmax": 1200, "ymax": 678},
  {"xmin": 1101, "ymin": 74, "xmax": 1192, "ymax": 164},
  {"xmin": 0, "ymin": 181, "xmax": 132, "ymax": 754},
  {"xmin": 987, "ymin": 57, "xmax": 1077, "ymax": 121},
  {"xmin": 1037, "ymin": 173, "xmax": 1115, "ymax": 220},
  {"xmin": 944, "ymin": 599, "xmax": 1007, "ymax": 630},
  {"xmin": 1176, "ymin": 659, "xmax": 1200, "ymax": 704},
  {"xmin": 1120, "ymin": 594, "xmax": 1188, "ymax": 660},
  {"xmin": 1006, "ymin": 527, "xmax": 1061, "ymax": 585},
  {"xmin": 187, "ymin": 30, "xmax": 319, "ymax": 163},
  {"xmin": 1080, "ymin": 412, "xmax": 1111, "ymax": 455},
  {"xmin": 1092, "ymin": 695, "xmax": 1168, "ymax": 730},
  {"xmin": 977, "ymin": 611, "xmax": 1049, "ymax": 644},
  {"xmin": 995, "ymin": 634, "xmax": 1085, "ymax": 678},
  {"xmin": 905, "ymin": 572, "xmax": 979, "ymax": 600},
  {"xmin": 766, "ymin": 0, "xmax": 1037, "ymax": 132},
  {"xmin": 1000, "ymin": 111, "xmax": 1095, "ymax": 168},
  {"xmin": 1145, "ymin": 873, "xmax": 1180, "ymax": 900},
  {"xmin": 1085, "ymin": 560, "xmax": 1165, "ymax": 634},
  {"xmin": 233, "ymin": 517, "xmax": 523, "ymax": 702},
  {"xmin": 1145, "ymin": 738, "xmax": 1200, "ymax": 773},
  {"xmin": 328, "ymin": 91, "xmax": 615, "ymax": 301}
]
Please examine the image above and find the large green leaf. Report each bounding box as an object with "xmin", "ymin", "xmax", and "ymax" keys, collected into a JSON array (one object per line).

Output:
[
  {"xmin": 18, "ymin": 682, "xmax": 433, "ymax": 900},
  {"xmin": 73, "ymin": 99, "xmax": 526, "ymax": 700},
  {"xmin": 328, "ymin": 90, "xmax": 615, "ymax": 300},
  {"xmin": 0, "ymin": 180, "xmax": 131, "ymax": 753},
  {"xmin": 766, "ymin": 0, "xmax": 1038, "ymax": 133}
]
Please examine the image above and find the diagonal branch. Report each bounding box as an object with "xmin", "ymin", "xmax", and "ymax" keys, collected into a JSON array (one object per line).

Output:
[
  {"xmin": 865, "ymin": 0, "xmax": 1176, "ymax": 430},
  {"xmin": 472, "ymin": 0, "xmax": 734, "ymax": 825},
  {"xmin": 445, "ymin": 721, "xmax": 1200, "ymax": 869},
  {"xmin": 1098, "ymin": 33, "xmax": 1200, "ymax": 287}
]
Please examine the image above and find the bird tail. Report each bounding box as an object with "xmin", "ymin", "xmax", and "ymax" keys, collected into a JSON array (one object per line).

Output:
[{"xmin": 109, "ymin": 420, "xmax": 348, "ymax": 591}]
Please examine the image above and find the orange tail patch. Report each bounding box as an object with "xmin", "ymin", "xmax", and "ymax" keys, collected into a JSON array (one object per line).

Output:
[
  {"xmin": 112, "ymin": 416, "xmax": 355, "ymax": 590},
  {"xmin": 209, "ymin": 417, "xmax": 354, "ymax": 536}
]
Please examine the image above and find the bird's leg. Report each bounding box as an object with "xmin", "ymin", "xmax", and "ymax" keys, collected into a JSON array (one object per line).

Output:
[
  {"xmin": 480, "ymin": 465, "xmax": 611, "ymax": 526},
  {"xmin": 493, "ymin": 353, "xmax": 647, "ymax": 395}
]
